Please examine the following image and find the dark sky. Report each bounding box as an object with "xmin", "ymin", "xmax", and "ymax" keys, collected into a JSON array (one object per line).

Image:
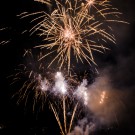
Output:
[{"xmin": 0, "ymin": 0, "xmax": 135, "ymax": 135}]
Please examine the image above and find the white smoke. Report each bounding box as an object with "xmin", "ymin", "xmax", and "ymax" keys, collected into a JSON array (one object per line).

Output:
[
  {"xmin": 37, "ymin": 74, "xmax": 50, "ymax": 92},
  {"xmin": 53, "ymin": 72, "xmax": 67, "ymax": 95},
  {"xmin": 87, "ymin": 75, "xmax": 121, "ymax": 125},
  {"xmin": 68, "ymin": 72, "xmax": 126, "ymax": 134},
  {"xmin": 74, "ymin": 79, "xmax": 89, "ymax": 105},
  {"xmin": 40, "ymin": 78, "xmax": 49, "ymax": 91},
  {"xmin": 67, "ymin": 118, "xmax": 95, "ymax": 135}
]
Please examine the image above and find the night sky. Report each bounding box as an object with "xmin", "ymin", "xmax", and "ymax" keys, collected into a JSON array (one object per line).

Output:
[{"xmin": 0, "ymin": 0, "xmax": 135, "ymax": 135}]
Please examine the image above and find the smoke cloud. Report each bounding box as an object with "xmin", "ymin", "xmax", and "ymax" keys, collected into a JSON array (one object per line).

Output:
[{"xmin": 68, "ymin": 65, "xmax": 134, "ymax": 134}]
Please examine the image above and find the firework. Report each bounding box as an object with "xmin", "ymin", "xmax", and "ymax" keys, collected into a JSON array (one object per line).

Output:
[
  {"xmin": 50, "ymin": 96, "xmax": 79, "ymax": 135},
  {"xmin": 18, "ymin": 0, "xmax": 128, "ymax": 73},
  {"xmin": 8, "ymin": 51, "xmax": 54, "ymax": 111},
  {"xmin": 10, "ymin": 65, "xmax": 50, "ymax": 111},
  {"xmin": 34, "ymin": 0, "xmax": 51, "ymax": 6},
  {"xmin": 99, "ymin": 90, "xmax": 107, "ymax": 104}
]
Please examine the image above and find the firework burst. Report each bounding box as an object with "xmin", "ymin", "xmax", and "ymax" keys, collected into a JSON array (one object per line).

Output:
[
  {"xmin": 18, "ymin": 0, "xmax": 127, "ymax": 73},
  {"xmin": 8, "ymin": 51, "xmax": 53, "ymax": 111}
]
